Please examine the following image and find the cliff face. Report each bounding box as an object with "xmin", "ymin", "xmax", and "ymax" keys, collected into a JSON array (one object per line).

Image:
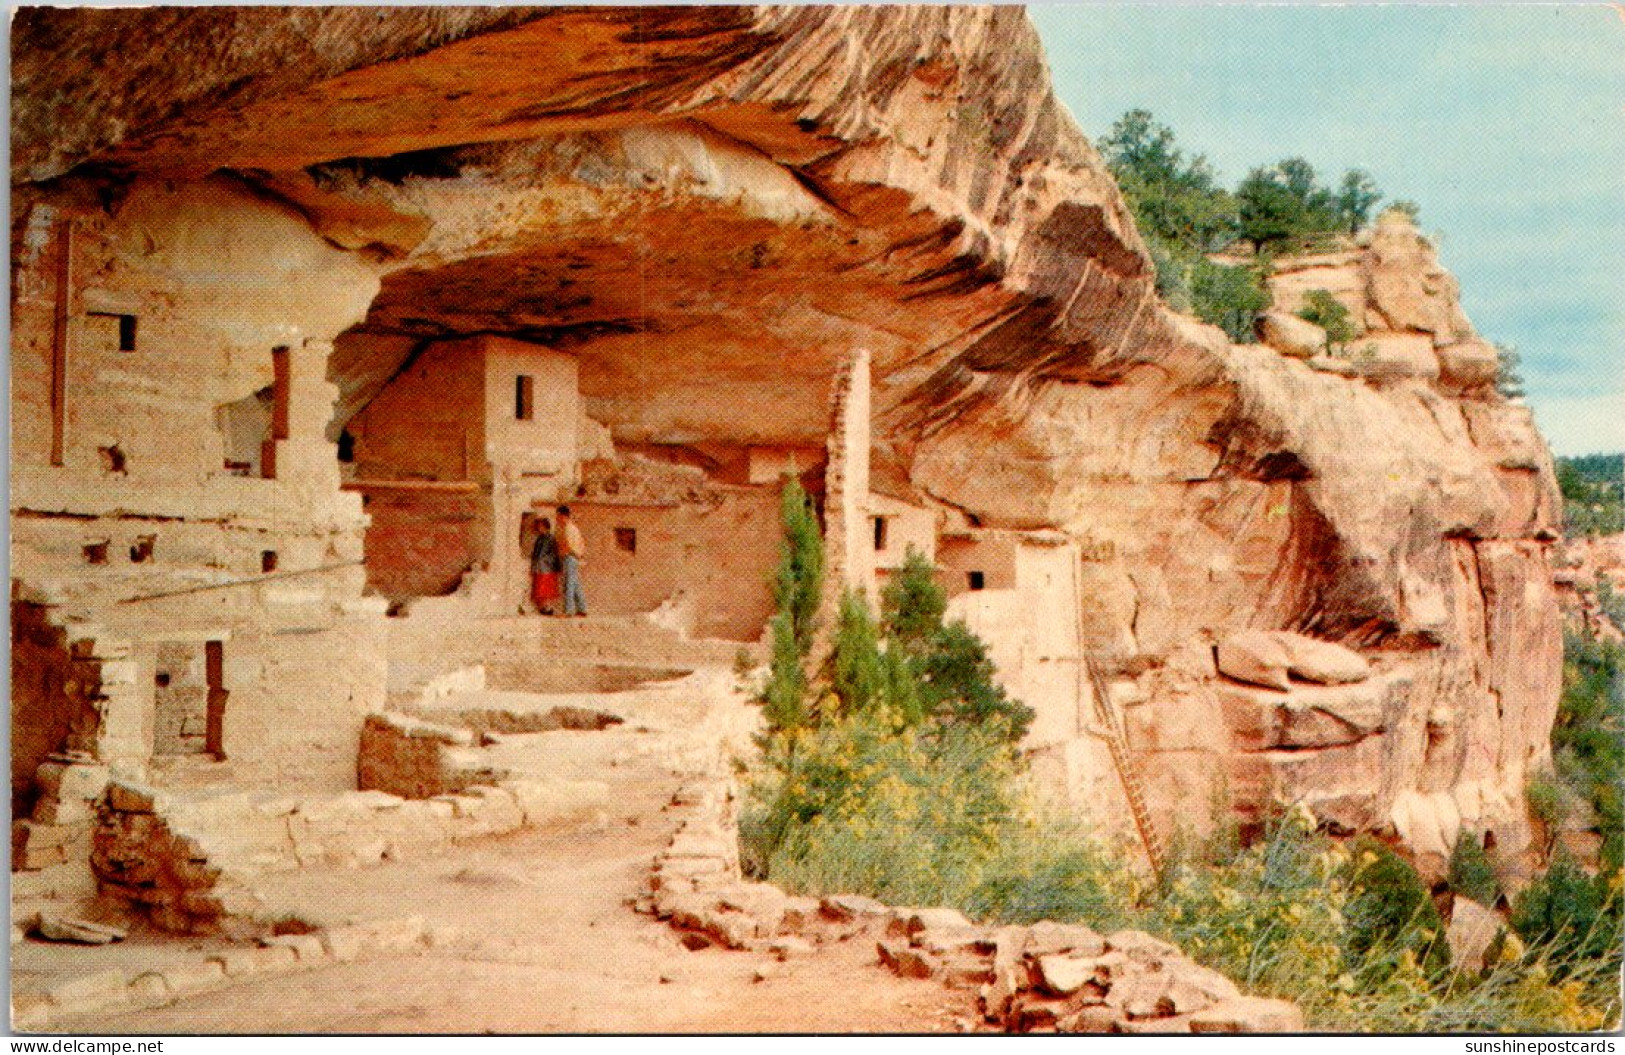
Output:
[{"xmin": 11, "ymin": 6, "xmax": 1561, "ymax": 871}]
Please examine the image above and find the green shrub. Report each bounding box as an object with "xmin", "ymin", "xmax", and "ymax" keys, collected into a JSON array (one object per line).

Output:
[
  {"xmin": 967, "ymin": 821, "xmax": 1139, "ymax": 931},
  {"xmin": 914, "ymin": 621, "xmax": 1034, "ymax": 744},
  {"xmin": 1556, "ymin": 454, "xmax": 1624, "ymax": 538},
  {"xmin": 1526, "ymin": 766, "xmax": 1569, "ymax": 842},
  {"xmin": 1344, "ymin": 837, "xmax": 1451, "ymax": 982},
  {"xmin": 741, "ymin": 713, "xmax": 1024, "ymax": 907},
  {"xmin": 1297, "ymin": 289, "xmax": 1358, "ymax": 354},
  {"xmin": 762, "ymin": 612, "xmax": 808, "ymax": 732},
  {"xmin": 1150, "ymin": 806, "xmax": 1348, "ymax": 998},
  {"xmin": 772, "ymin": 476, "xmax": 823, "ymax": 648},
  {"xmin": 880, "ymin": 547, "xmax": 947, "ymax": 649},
  {"xmin": 879, "ymin": 548, "xmax": 1034, "ymax": 745},
  {"xmin": 1511, "ymin": 855, "xmax": 1623, "ymax": 969},
  {"xmin": 1553, "ymin": 632, "xmax": 1624, "ymax": 870},
  {"xmin": 1191, "ymin": 257, "xmax": 1270, "ymax": 343},
  {"xmin": 1598, "ymin": 579, "xmax": 1625, "ymax": 638},
  {"xmin": 1148, "ymin": 237, "xmax": 1194, "ymax": 313},
  {"xmin": 1448, "ymin": 831, "xmax": 1501, "ymax": 906}
]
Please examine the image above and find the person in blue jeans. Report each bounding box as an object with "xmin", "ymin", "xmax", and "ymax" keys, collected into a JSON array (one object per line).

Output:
[{"xmin": 557, "ymin": 505, "xmax": 589, "ymax": 617}]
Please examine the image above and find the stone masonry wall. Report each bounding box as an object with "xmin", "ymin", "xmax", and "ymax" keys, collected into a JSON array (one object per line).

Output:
[
  {"xmin": 357, "ymin": 712, "xmax": 495, "ymax": 800},
  {"xmin": 10, "ymin": 173, "xmax": 389, "ymax": 811},
  {"xmin": 821, "ymin": 346, "xmax": 876, "ymax": 618}
]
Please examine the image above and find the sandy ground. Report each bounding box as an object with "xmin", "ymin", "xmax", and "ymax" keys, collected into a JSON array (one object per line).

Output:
[{"xmin": 17, "ymin": 728, "xmax": 976, "ymax": 1034}]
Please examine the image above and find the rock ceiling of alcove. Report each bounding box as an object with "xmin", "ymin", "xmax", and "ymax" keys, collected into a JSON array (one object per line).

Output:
[
  {"xmin": 10, "ymin": 7, "xmax": 781, "ymax": 182},
  {"xmin": 16, "ymin": 5, "xmax": 1181, "ymax": 450},
  {"xmin": 326, "ymin": 183, "xmax": 1020, "ymax": 447}
]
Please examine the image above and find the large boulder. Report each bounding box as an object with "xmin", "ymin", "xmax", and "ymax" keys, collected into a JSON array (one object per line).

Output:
[
  {"xmin": 1446, "ymin": 897, "xmax": 1503, "ymax": 973},
  {"xmin": 1273, "ymin": 632, "xmax": 1370, "ymax": 684},
  {"xmin": 1257, "ymin": 311, "xmax": 1326, "ymax": 359},
  {"xmin": 1363, "ymin": 212, "xmax": 1472, "ymax": 338},
  {"xmin": 1350, "ymin": 332, "xmax": 1440, "ymax": 384},
  {"xmin": 1217, "ymin": 631, "xmax": 1292, "ymax": 690}
]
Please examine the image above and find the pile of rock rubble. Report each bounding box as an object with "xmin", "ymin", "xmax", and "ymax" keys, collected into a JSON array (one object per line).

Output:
[{"xmin": 642, "ymin": 779, "xmax": 1302, "ymax": 1034}]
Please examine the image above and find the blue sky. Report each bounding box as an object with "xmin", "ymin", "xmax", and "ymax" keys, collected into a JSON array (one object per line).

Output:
[{"xmin": 1029, "ymin": 4, "xmax": 1624, "ymax": 456}]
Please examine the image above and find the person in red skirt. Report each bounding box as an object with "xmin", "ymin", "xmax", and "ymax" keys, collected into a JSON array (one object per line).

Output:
[{"xmin": 529, "ymin": 516, "xmax": 562, "ymax": 615}]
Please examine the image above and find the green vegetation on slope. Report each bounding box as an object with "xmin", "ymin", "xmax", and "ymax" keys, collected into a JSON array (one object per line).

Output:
[
  {"xmin": 1557, "ymin": 454, "xmax": 1624, "ymax": 538},
  {"xmin": 741, "ymin": 495, "xmax": 1623, "ymax": 1031},
  {"xmin": 1097, "ymin": 109, "xmax": 1391, "ymax": 341}
]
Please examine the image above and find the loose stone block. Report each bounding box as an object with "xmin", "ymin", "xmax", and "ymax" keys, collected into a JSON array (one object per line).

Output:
[
  {"xmin": 264, "ymin": 933, "xmax": 327, "ymax": 963},
  {"xmin": 106, "ymin": 781, "xmax": 162, "ymax": 814},
  {"xmin": 320, "ymin": 926, "xmax": 366, "ymax": 963},
  {"xmin": 161, "ymin": 959, "xmax": 226, "ymax": 996},
  {"xmin": 209, "ymin": 947, "xmax": 261, "ymax": 978},
  {"xmin": 1189, "ymin": 997, "xmax": 1305, "ymax": 1033},
  {"xmin": 127, "ymin": 973, "xmax": 171, "ymax": 1008}
]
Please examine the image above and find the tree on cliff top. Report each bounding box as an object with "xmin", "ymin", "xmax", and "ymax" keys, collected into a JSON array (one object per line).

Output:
[
  {"xmin": 1099, "ymin": 111, "xmax": 1399, "ymax": 343},
  {"xmin": 1099, "ymin": 109, "xmax": 1236, "ymax": 254},
  {"xmin": 1494, "ymin": 342, "xmax": 1527, "ymax": 401},
  {"xmin": 1337, "ymin": 169, "xmax": 1383, "ymax": 234}
]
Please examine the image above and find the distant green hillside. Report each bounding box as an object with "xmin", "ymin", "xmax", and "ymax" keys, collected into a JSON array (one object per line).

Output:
[{"xmin": 1558, "ymin": 453, "xmax": 1624, "ymax": 537}]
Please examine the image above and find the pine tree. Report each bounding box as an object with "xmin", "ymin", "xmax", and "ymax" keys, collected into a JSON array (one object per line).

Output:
[
  {"xmin": 773, "ymin": 476, "xmax": 824, "ymax": 654},
  {"xmin": 761, "ymin": 476, "xmax": 824, "ymax": 733},
  {"xmin": 878, "ymin": 545, "xmax": 1033, "ymax": 745},
  {"xmin": 881, "ymin": 547, "xmax": 947, "ymax": 651},
  {"xmin": 830, "ymin": 590, "xmax": 887, "ymax": 719},
  {"xmin": 762, "ymin": 612, "xmax": 807, "ymax": 732}
]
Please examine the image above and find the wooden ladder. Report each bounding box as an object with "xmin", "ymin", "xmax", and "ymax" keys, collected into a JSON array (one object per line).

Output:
[{"xmin": 1085, "ymin": 655, "xmax": 1167, "ymax": 878}]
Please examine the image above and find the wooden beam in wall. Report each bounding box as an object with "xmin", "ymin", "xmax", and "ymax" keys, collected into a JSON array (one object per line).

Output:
[
  {"xmin": 49, "ymin": 220, "xmax": 73, "ymax": 467},
  {"xmin": 340, "ymin": 478, "xmax": 480, "ymax": 492}
]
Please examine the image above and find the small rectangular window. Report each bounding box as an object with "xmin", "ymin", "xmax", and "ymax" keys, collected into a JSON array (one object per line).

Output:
[
  {"xmin": 82, "ymin": 541, "xmax": 110, "ymax": 566},
  {"xmin": 873, "ymin": 516, "xmax": 888, "ymax": 552},
  {"xmin": 614, "ymin": 527, "xmax": 637, "ymax": 554},
  {"xmin": 130, "ymin": 535, "xmax": 156, "ymax": 564},
  {"xmin": 967, "ymin": 571, "xmax": 985, "ymax": 591},
  {"xmin": 88, "ymin": 312, "xmax": 138, "ymax": 352},
  {"xmin": 261, "ymin": 550, "xmax": 279, "ymax": 573},
  {"xmin": 515, "ymin": 375, "xmax": 534, "ymax": 421}
]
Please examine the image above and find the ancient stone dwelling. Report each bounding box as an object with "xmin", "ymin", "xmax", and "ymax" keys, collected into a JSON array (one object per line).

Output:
[{"xmin": 11, "ymin": 6, "xmax": 1563, "ymax": 938}]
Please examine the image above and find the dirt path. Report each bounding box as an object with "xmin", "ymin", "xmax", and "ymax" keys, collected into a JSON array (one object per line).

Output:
[{"xmin": 37, "ymin": 744, "xmax": 975, "ymax": 1034}]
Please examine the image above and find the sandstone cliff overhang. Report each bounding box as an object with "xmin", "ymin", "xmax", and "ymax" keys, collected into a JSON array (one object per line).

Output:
[{"xmin": 13, "ymin": 5, "xmax": 1184, "ymax": 453}]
